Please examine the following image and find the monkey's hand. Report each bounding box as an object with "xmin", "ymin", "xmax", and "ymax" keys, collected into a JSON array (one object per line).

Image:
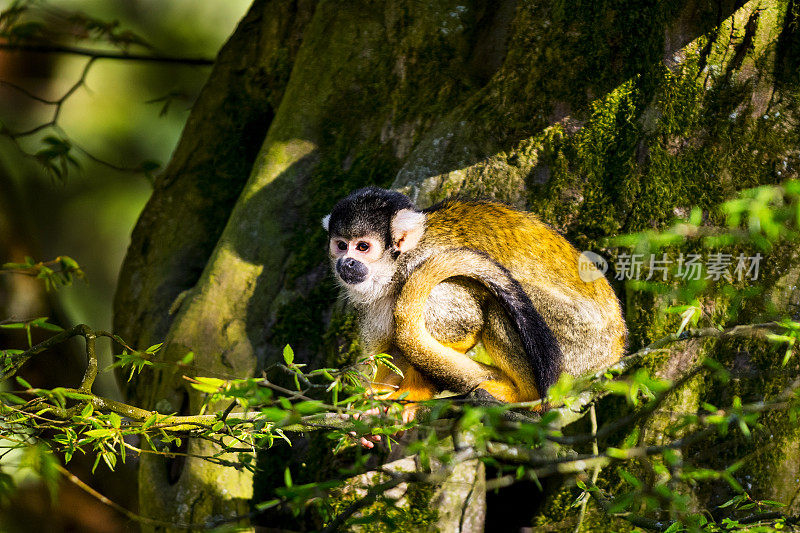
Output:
[
  {"xmin": 350, "ymin": 380, "xmax": 398, "ymax": 449},
  {"xmin": 351, "ymin": 397, "xmax": 419, "ymax": 449},
  {"xmin": 352, "ymin": 366, "xmax": 436, "ymax": 448},
  {"xmin": 349, "ymin": 406, "xmax": 384, "ymax": 449}
]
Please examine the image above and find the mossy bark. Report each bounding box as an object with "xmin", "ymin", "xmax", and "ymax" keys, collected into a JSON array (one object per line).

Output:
[{"xmin": 114, "ymin": 0, "xmax": 800, "ymax": 529}]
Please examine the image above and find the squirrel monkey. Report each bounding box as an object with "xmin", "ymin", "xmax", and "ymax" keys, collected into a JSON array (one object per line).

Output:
[{"xmin": 323, "ymin": 187, "xmax": 626, "ymax": 415}]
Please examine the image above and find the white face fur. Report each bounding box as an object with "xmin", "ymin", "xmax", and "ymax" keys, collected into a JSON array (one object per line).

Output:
[
  {"xmin": 327, "ymin": 233, "xmax": 398, "ymax": 304},
  {"xmin": 322, "ymin": 208, "xmax": 426, "ymax": 305}
]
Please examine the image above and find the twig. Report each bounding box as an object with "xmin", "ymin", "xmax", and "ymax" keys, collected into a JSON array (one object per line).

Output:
[
  {"xmin": 737, "ymin": 511, "xmax": 799, "ymax": 525},
  {"xmin": 0, "ymin": 42, "xmax": 214, "ymax": 65},
  {"xmin": 573, "ymin": 404, "xmax": 600, "ymax": 533},
  {"xmin": 321, "ymin": 448, "xmax": 479, "ymax": 532},
  {"xmin": 78, "ymin": 331, "xmax": 97, "ymax": 392},
  {"xmin": 551, "ymin": 364, "xmax": 706, "ymax": 447},
  {"xmin": 0, "ymin": 79, "xmax": 59, "ymax": 103},
  {"xmin": 2, "ymin": 323, "xmax": 93, "ymax": 382},
  {"xmin": 586, "ymin": 479, "xmax": 673, "ymax": 532},
  {"xmin": 69, "ymin": 136, "xmax": 152, "ymax": 174},
  {"xmin": 551, "ymin": 321, "xmax": 785, "ymax": 431},
  {"xmin": 485, "ymin": 427, "xmax": 716, "ymax": 490},
  {"xmin": 645, "ymin": 322, "xmax": 783, "ymax": 351},
  {"xmin": 7, "ymin": 57, "xmax": 96, "ymax": 138},
  {"xmin": 55, "ymin": 463, "xmax": 231, "ymax": 529}
]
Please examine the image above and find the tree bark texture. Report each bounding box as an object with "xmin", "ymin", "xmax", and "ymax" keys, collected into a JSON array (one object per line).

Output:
[{"xmin": 114, "ymin": 0, "xmax": 800, "ymax": 529}]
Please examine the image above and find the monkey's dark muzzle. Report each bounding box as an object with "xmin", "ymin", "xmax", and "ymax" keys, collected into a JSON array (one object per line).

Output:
[{"xmin": 337, "ymin": 257, "xmax": 368, "ymax": 284}]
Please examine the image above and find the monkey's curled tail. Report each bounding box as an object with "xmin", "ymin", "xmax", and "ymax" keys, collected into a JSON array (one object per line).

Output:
[{"xmin": 394, "ymin": 247, "xmax": 563, "ymax": 401}]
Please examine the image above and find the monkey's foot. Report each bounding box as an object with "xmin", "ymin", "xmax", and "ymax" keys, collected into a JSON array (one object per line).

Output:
[
  {"xmin": 463, "ymin": 388, "xmax": 543, "ymax": 423},
  {"xmin": 475, "ymin": 379, "xmax": 520, "ymax": 403}
]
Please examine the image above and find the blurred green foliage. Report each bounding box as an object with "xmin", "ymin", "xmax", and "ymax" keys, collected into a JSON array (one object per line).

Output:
[{"xmin": 0, "ymin": 0, "xmax": 250, "ymax": 396}]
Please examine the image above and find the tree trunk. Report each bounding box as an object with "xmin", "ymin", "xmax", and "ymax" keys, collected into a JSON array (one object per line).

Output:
[{"xmin": 114, "ymin": 0, "xmax": 800, "ymax": 528}]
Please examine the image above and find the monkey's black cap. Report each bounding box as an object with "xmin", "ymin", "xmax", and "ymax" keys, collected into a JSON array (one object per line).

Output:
[{"xmin": 325, "ymin": 187, "xmax": 415, "ymax": 246}]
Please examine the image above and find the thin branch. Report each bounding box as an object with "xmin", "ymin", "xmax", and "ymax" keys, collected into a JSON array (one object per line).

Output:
[
  {"xmin": 0, "ymin": 79, "xmax": 59, "ymax": 104},
  {"xmin": 257, "ymin": 378, "xmax": 327, "ymax": 405},
  {"xmin": 78, "ymin": 332, "xmax": 97, "ymax": 392},
  {"xmin": 550, "ymin": 321, "xmax": 786, "ymax": 430},
  {"xmin": 645, "ymin": 322, "xmax": 784, "ymax": 351},
  {"xmin": 321, "ymin": 448, "xmax": 479, "ymax": 532},
  {"xmin": 6, "ymin": 57, "xmax": 96, "ymax": 138},
  {"xmin": 737, "ymin": 511, "xmax": 800, "ymax": 526},
  {"xmin": 586, "ymin": 479, "xmax": 674, "ymax": 532},
  {"xmin": 69, "ymin": 137, "xmax": 152, "ymax": 174},
  {"xmin": 0, "ymin": 42, "xmax": 214, "ymax": 65},
  {"xmin": 1, "ymin": 61, "xmax": 161, "ymax": 179},
  {"xmin": 551, "ymin": 364, "xmax": 707, "ymax": 447},
  {"xmin": 573, "ymin": 404, "xmax": 600, "ymax": 533},
  {"xmin": 55, "ymin": 463, "xmax": 233, "ymax": 530},
  {"xmin": 485, "ymin": 427, "xmax": 716, "ymax": 489},
  {"xmin": 2, "ymin": 323, "xmax": 93, "ymax": 381}
]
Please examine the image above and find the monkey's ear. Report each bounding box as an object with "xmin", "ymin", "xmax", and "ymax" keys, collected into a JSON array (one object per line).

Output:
[
  {"xmin": 391, "ymin": 209, "xmax": 425, "ymax": 253},
  {"xmin": 321, "ymin": 214, "xmax": 331, "ymax": 231}
]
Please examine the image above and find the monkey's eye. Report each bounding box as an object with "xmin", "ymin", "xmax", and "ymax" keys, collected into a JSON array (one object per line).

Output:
[
  {"xmin": 336, "ymin": 241, "xmax": 347, "ymax": 251},
  {"xmin": 356, "ymin": 242, "xmax": 370, "ymax": 252}
]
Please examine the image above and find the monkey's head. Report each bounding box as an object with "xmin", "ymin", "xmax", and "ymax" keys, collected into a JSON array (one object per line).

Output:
[{"xmin": 323, "ymin": 187, "xmax": 426, "ymax": 304}]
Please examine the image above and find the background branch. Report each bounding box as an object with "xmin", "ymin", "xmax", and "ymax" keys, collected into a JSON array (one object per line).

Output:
[{"xmin": 0, "ymin": 42, "xmax": 214, "ymax": 65}]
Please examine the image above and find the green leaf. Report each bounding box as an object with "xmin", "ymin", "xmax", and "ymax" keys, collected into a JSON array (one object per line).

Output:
[
  {"xmin": 274, "ymin": 428, "xmax": 291, "ymax": 446},
  {"xmin": 255, "ymin": 499, "xmax": 280, "ymax": 512},
  {"xmin": 606, "ymin": 448, "xmax": 628, "ymax": 460},
  {"xmin": 718, "ymin": 494, "xmax": 746, "ymax": 509},
  {"xmin": 29, "ymin": 317, "xmax": 64, "ymax": 332},
  {"xmin": 189, "ymin": 377, "xmax": 226, "ymax": 394},
  {"xmin": 101, "ymin": 451, "xmax": 117, "ymax": 471},
  {"xmin": 0, "ymin": 392, "xmax": 26, "ymax": 405},
  {"xmin": 141, "ymin": 413, "xmax": 159, "ymax": 430},
  {"xmin": 92, "ymin": 453, "xmax": 102, "ymax": 473},
  {"xmin": 618, "ymin": 468, "xmax": 642, "ymax": 489},
  {"xmin": 294, "ymin": 400, "xmax": 324, "ymax": 416},
  {"xmin": 60, "ymin": 256, "xmax": 80, "ymax": 269},
  {"xmin": 260, "ymin": 407, "xmax": 288, "ymax": 423},
  {"xmin": 84, "ymin": 429, "xmax": 114, "ymax": 439},
  {"xmin": 375, "ymin": 353, "xmax": 403, "ymax": 377},
  {"xmin": 35, "ymin": 447, "xmax": 60, "ymax": 504},
  {"xmin": 108, "ymin": 412, "xmax": 122, "ymax": 429},
  {"xmin": 759, "ymin": 500, "xmax": 786, "ymax": 507},
  {"xmin": 283, "ymin": 345, "xmax": 294, "ymax": 365},
  {"xmin": 607, "ymin": 493, "xmax": 634, "ymax": 514},
  {"xmin": 284, "ymin": 467, "xmax": 292, "ymax": 488},
  {"xmin": 15, "ymin": 376, "xmax": 32, "ymax": 389},
  {"xmin": 546, "ymin": 373, "xmax": 574, "ymax": 403}
]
